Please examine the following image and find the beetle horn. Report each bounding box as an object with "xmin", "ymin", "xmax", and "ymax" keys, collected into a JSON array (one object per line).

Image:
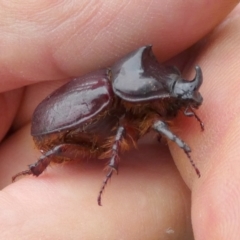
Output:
[{"xmin": 191, "ymin": 66, "xmax": 203, "ymax": 90}]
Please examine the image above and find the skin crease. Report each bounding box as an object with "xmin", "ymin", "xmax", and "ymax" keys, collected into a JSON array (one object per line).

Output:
[{"xmin": 0, "ymin": 0, "xmax": 239, "ymax": 239}]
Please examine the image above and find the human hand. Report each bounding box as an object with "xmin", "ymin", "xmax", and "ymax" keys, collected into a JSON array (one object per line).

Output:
[{"xmin": 0, "ymin": 1, "xmax": 239, "ymax": 239}]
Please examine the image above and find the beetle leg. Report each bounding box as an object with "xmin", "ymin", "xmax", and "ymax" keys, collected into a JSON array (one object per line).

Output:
[
  {"xmin": 12, "ymin": 169, "xmax": 34, "ymax": 181},
  {"xmin": 12, "ymin": 153, "xmax": 52, "ymax": 181},
  {"xmin": 152, "ymin": 120, "xmax": 200, "ymax": 177},
  {"xmin": 98, "ymin": 126, "xmax": 125, "ymax": 206},
  {"xmin": 184, "ymin": 106, "xmax": 204, "ymax": 131},
  {"xmin": 12, "ymin": 144, "xmax": 92, "ymax": 182}
]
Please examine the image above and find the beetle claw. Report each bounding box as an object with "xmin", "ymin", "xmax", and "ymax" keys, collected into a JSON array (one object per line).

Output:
[
  {"xmin": 12, "ymin": 169, "xmax": 33, "ymax": 182},
  {"xmin": 98, "ymin": 168, "xmax": 114, "ymax": 206}
]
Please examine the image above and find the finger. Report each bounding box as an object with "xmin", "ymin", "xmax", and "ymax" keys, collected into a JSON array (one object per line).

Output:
[
  {"xmin": 0, "ymin": 89, "xmax": 23, "ymax": 140},
  {"xmin": 0, "ymin": 127, "xmax": 193, "ymax": 239},
  {"xmin": 0, "ymin": 0, "xmax": 238, "ymax": 92},
  {"xmin": 171, "ymin": 4, "xmax": 240, "ymax": 239},
  {"xmin": 1, "ymin": 0, "xmax": 238, "ymax": 136}
]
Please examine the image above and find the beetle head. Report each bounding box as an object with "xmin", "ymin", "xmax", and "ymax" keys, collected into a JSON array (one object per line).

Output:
[{"xmin": 169, "ymin": 65, "xmax": 203, "ymax": 109}]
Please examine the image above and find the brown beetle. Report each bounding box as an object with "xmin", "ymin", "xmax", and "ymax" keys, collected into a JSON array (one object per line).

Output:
[{"xmin": 13, "ymin": 45, "xmax": 204, "ymax": 205}]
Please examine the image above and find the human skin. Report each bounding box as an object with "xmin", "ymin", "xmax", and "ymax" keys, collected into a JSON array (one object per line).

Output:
[{"xmin": 0, "ymin": 0, "xmax": 239, "ymax": 239}]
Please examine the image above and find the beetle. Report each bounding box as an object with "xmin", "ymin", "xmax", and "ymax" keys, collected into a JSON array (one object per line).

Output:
[{"xmin": 12, "ymin": 45, "xmax": 204, "ymax": 206}]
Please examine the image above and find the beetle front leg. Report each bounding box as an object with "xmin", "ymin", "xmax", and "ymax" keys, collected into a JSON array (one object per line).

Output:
[
  {"xmin": 98, "ymin": 126, "xmax": 125, "ymax": 206},
  {"xmin": 184, "ymin": 106, "xmax": 204, "ymax": 131},
  {"xmin": 152, "ymin": 120, "xmax": 200, "ymax": 177}
]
